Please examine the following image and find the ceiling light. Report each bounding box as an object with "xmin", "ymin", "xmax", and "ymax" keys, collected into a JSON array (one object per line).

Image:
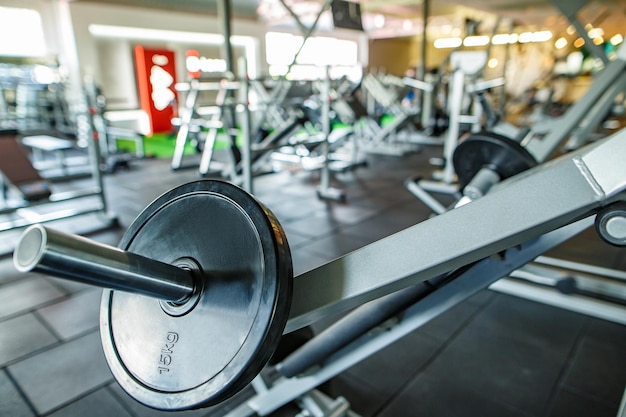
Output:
[
  {"xmin": 588, "ymin": 28, "xmax": 604, "ymax": 39},
  {"xmin": 519, "ymin": 32, "xmax": 533, "ymax": 43},
  {"xmin": 566, "ymin": 25, "xmax": 575, "ymax": 35},
  {"xmin": 487, "ymin": 58, "xmax": 498, "ymax": 68},
  {"xmin": 492, "ymin": 34, "xmax": 511, "ymax": 45},
  {"xmin": 434, "ymin": 37, "xmax": 462, "ymax": 48},
  {"xmin": 463, "ymin": 35, "xmax": 489, "ymax": 47},
  {"xmin": 610, "ymin": 34, "xmax": 623, "ymax": 45},
  {"xmin": 374, "ymin": 14, "xmax": 385, "ymax": 29},
  {"xmin": 593, "ymin": 36, "xmax": 604, "ymax": 45},
  {"xmin": 532, "ymin": 31, "xmax": 553, "ymax": 42},
  {"xmin": 554, "ymin": 37, "xmax": 568, "ymax": 49},
  {"xmin": 573, "ymin": 37, "xmax": 585, "ymax": 48}
]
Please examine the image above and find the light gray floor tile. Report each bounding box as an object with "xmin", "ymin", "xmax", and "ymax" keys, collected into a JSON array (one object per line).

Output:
[
  {"xmin": 47, "ymin": 388, "xmax": 132, "ymax": 417},
  {"xmin": 0, "ymin": 276, "xmax": 66, "ymax": 320},
  {"xmin": 37, "ymin": 289, "xmax": 102, "ymax": 340},
  {"xmin": 9, "ymin": 331, "xmax": 113, "ymax": 414},
  {"xmin": 0, "ymin": 370, "xmax": 35, "ymax": 417},
  {"xmin": 0, "ymin": 313, "xmax": 58, "ymax": 366}
]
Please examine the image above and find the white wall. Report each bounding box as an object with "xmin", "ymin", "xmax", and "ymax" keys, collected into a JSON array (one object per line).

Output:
[
  {"xmin": 69, "ymin": 2, "xmax": 268, "ymax": 76},
  {"xmin": 2, "ymin": 0, "xmax": 369, "ymax": 110}
]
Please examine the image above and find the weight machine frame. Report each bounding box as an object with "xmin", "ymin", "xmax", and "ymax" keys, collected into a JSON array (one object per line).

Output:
[{"xmin": 225, "ymin": 126, "xmax": 626, "ymax": 417}]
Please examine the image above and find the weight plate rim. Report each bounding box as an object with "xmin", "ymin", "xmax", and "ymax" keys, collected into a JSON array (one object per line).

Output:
[
  {"xmin": 100, "ymin": 180, "xmax": 293, "ymax": 410},
  {"xmin": 453, "ymin": 131, "xmax": 537, "ymax": 186}
]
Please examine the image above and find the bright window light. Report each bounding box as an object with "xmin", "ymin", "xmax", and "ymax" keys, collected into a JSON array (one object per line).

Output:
[
  {"xmin": 463, "ymin": 35, "xmax": 489, "ymax": 47},
  {"xmin": 0, "ymin": 7, "xmax": 46, "ymax": 57},
  {"xmin": 434, "ymin": 37, "xmax": 462, "ymax": 48},
  {"xmin": 265, "ymin": 32, "xmax": 358, "ymax": 67}
]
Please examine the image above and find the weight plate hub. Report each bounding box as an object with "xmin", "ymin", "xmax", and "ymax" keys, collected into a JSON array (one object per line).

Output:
[
  {"xmin": 100, "ymin": 180, "xmax": 293, "ymax": 410},
  {"xmin": 453, "ymin": 131, "xmax": 537, "ymax": 186}
]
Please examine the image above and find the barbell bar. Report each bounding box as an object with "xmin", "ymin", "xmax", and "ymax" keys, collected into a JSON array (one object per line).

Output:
[{"xmin": 14, "ymin": 224, "xmax": 195, "ymax": 303}]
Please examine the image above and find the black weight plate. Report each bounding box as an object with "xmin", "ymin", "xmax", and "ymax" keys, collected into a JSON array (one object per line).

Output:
[
  {"xmin": 453, "ymin": 131, "xmax": 537, "ymax": 186},
  {"xmin": 100, "ymin": 180, "xmax": 292, "ymax": 410}
]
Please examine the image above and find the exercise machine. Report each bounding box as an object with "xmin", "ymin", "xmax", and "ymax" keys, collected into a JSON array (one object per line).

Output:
[
  {"xmin": 12, "ymin": 124, "xmax": 626, "ymax": 413},
  {"xmin": 0, "ymin": 90, "xmax": 118, "ymax": 244},
  {"xmin": 408, "ymin": 42, "xmax": 626, "ymax": 215}
]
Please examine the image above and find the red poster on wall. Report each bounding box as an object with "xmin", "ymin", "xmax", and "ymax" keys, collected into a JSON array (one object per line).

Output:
[{"xmin": 134, "ymin": 46, "xmax": 178, "ymax": 135}]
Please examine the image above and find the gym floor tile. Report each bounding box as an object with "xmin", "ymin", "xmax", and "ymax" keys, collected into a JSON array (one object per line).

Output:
[
  {"xmin": 37, "ymin": 289, "xmax": 102, "ymax": 340},
  {"xmin": 0, "ymin": 276, "xmax": 67, "ymax": 320},
  {"xmin": 376, "ymin": 373, "xmax": 531, "ymax": 417},
  {"xmin": 422, "ymin": 323, "xmax": 567, "ymax": 416},
  {"xmin": 342, "ymin": 330, "xmax": 442, "ymax": 399},
  {"xmin": 283, "ymin": 212, "xmax": 346, "ymax": 239},
  {"xmin": 8, "ymin": 331, "xmax": 113, "ymax": 414},
  {"xmin": 262, "ymin": 198, "xmax": 323, "ymax": 223},
  {"xmin": 46, "ymin": 388, "xmax": 132, "ymax": 417},
  {"xmin": 585, "ymin": 318, "xmax": 626, "ymax": 348},
  {"xmin": 562, "ymin": 337, "xmax": 626, "ymax": 405},
  {"xmin": 0, "ymin": 370, "xmax": 34, "ymax": 417},
  {"xmin": 545, "ymin": 387, "xmax": 618, "ymax": 417},
  {"xmin": 544, "ymin": 230, "xmax": 622, "ymax": 270},
  {"xmin": 340, "ymin": 212, "xmax": 416, "ymax": 243},
  {"xmin": 291, "ymin": 247, "xmax": 330, "ymax": 276},
  {"xmin": 317, "ymin": 203, "xmax": 379, "ymax": 226},
  {"xmin": 323, "ymin": 374, "xmax": 389, "ymax": 417},
  {"xmin": 282, "ymin": 229, "xmax": 314, "ymax": 249},
  {"xmin": 466, "ymin": 294, "xmax": 587, "ymax": 355},
  {"xmin": 0, "ymin": 313, "xmax": 58, "ymax": 366}
]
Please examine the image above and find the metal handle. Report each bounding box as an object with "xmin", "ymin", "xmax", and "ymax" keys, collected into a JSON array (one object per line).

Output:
[{"xmin": 13, "ymin": 224, "xmax": 195, "ymax": 303}]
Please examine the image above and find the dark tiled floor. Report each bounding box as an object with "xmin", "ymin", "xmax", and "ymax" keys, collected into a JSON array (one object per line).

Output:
[{"xmin": 1, "ymin": 145, "xmax": 625, "ymax": 416}]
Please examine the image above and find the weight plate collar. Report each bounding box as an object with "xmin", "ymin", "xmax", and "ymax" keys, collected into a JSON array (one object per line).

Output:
[{"xmin": 100, "ymin": 180, "xmax": 292, "ymax": 410}]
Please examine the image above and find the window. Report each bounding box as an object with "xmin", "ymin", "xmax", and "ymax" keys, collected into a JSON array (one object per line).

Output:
[
  {"xmin": 0, "ymin": 7, "xmax": 46, "ymax": 57},
  {"xmin": 266, "ymin": 32, "xmax": 360, "ymax": 80}
]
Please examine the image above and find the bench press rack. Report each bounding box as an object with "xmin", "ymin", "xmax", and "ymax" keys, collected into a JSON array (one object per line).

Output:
[{"xmin": 0, "ymin": 128, "xmax": 116, "ymax": 243}]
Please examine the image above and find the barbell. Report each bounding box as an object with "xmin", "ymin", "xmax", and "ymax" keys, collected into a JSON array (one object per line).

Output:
[
  {"xmin": 14, "ymin": 180, "xmax": 293, "ymax": 411},
  {"xmin": 12, "ymin": 129, "xmax": 626, "ymax": 411}
]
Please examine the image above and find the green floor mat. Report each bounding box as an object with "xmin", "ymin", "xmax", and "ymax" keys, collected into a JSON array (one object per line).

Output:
[{"xmin": 115, "ymin": 132, "xmax": 235, "ymax": 159}]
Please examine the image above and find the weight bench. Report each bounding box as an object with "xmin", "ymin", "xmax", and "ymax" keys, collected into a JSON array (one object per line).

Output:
[
  {"xmin": 20, "ymin": 135, "xmax": 75, "ymax": 175},
  {"xmin": 0, "ymin": 130, "xmax": 52, "ymax": 202}
]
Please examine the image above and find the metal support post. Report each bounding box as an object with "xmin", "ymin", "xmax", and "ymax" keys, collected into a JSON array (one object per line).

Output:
[
  {"xmin": 524, "ymin": 44, "xmax": 626, "ymax": 162},
  {"xmin": 239, "ymin": 58, "xmax": 253, "ymax": 194},
  {"xmin": 172, "ymin": 79, "xmax": 200, "ymax": 170},
  {"xmin": 317, "ymin": 67, "xmax": 346, "ymax": 202}
]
